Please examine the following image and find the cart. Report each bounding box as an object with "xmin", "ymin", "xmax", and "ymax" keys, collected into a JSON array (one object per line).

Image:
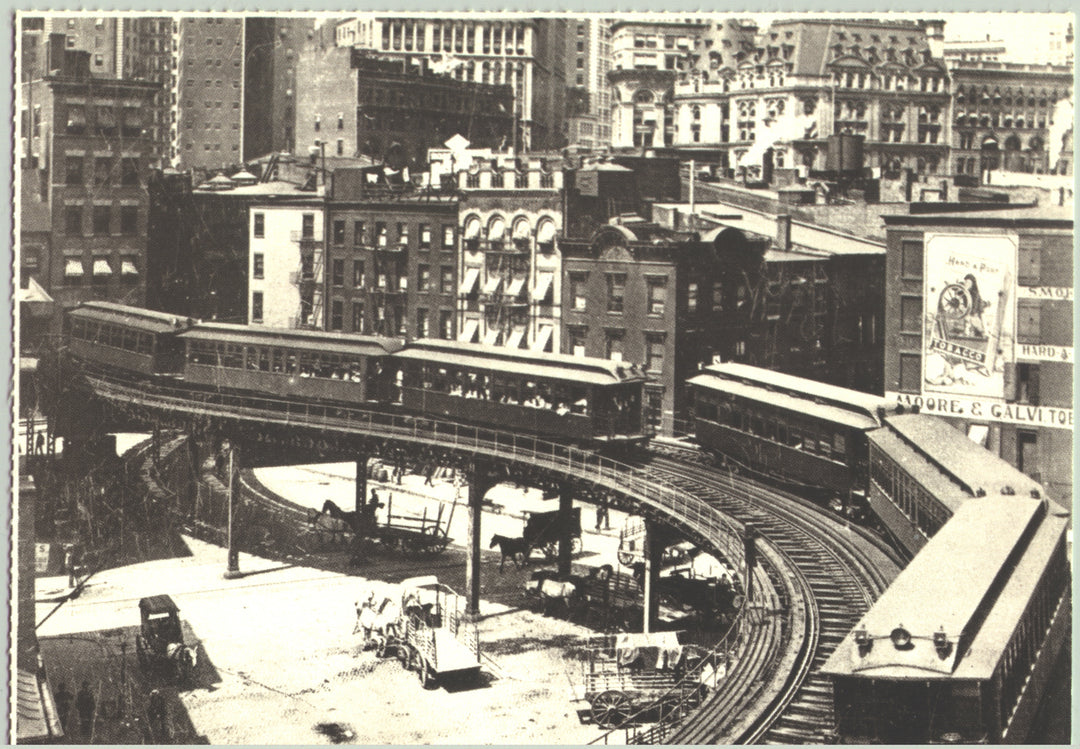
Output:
[
  {"xmin": 135, "ymin": 595, "xmax": 197, "ymax": 683},
  {"xmin": 371, "ymin": 494, "xmax": 455, "ymax": 557},
  {"xmin": 523, "ymin": 507, "xmax": 582, "ymax": 561},
  {"xmin": 573, "ymin": 632, "xmax": 709, "ymax": 729},
  {"xmin": 392, "ymin": 576, "xmax": 481, "ymax": 689}
]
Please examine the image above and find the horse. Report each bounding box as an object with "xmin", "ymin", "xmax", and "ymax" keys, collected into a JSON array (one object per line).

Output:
[
  {"xmin": 321, "ymin": 500, "xmax": 366, "ymax": 535},
  {"xmin": 523, "ymin": 570, "xmax": 580, "ymax": 619},
  {"xmin": 490, "ymin": 534, "xmax": 530, "ymax": 572},
  {"xmin": 355, "ymin": 595, "xmax": 402, "ymax": 656},
  {"xmin": 165, "ymin": 642, "xmax": 198, "ymax": 683}
]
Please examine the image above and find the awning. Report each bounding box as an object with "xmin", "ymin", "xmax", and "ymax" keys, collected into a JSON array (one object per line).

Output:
[
  {"xmin": 93, "ymin": 259, "xmax": 113, "ymax": 276},
  {"xmin": 483, "ymin": 327, "xmax": 501, "ymax": 345},
  {"xmin": 537, "ymin": 221, "xmax": 556, "ymax": 244},
  {"xmin": 967, "ymin": 424, "xmax": 989, "ymax": 447},
  {"xmin": 532, "ymin": 325, "xmax": 553, "ymax": 352},
  {"xmin": 506, "ymin": 277, "xmax": 526, "ymax": 298},
  {"xmin": 487, "ymin": 217, "xmax": 506, "ymax": 240},
  {"xmin": 506, "ymin": 328, "xmax": 526, "ymax": 349},
  {"xmin": 532, "ymin": 272, "xmax": 554, "ymax": 302},
  {"xmin": 16, "ymin": 668, "xmax": 62, "ymax": 743},
  {"xmin": 464, "ymin": 218, "xmax": 481, "ymax": 240},
  {"xmin": 121, "ymin": 260, "xmax": 138, "ymax": 276},
  {"xmin": 64, "ymin": 259, "xmax": 85, "ymax": 277},
  {"xmin": 458, "ymin": 267, "xmax": 480, "ymax": 296},
  {"xmin": 458, "ymin": 319, "xmax": 479, "ymax": 343},
  {"xmin": 483, "ymin": 275, "xmax": 503, "ymax": 295},
  {"xmin": 513, "ymin": 220, "xmax": 531, "ymax": 240}
]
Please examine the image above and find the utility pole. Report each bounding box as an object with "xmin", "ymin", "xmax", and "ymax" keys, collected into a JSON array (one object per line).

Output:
[{"xmin": 224, "ymin": 441, "xmax": 241, "ymax": 579}]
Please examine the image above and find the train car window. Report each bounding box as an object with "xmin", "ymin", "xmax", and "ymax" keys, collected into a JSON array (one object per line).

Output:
[
  {"xmin": 833, "ymin": 432, "xmax": 846, "ymax": 455},
  {"xmin": 71, "ymin": 318, "xmax": 85, "ymax": 339},
  {"xmin": 285, "ymin": 354, "xmax": 297, "ymax": 374},
  {"xmin": 222, "ymin": 344, "xmax": 244, "ymax": 369},
  {"xmin": 122, "ymin": 329, "xmax": 137, "ymax": 351},
  {"xmin": 259, "ymin": 349, "xmax": 270, "ymax": 372},
  {"xmin": 110, "ymin": 326, "xmax": 124, "ymax": 348},
  {"xmin": 764, "ymin": 420, "xmax": 777, "ymax": 441},
  {"xmin": 138, "ymin": 333, "xmax": 152, "ymax": 354}
]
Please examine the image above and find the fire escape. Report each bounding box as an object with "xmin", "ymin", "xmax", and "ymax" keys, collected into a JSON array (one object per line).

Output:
[
  {"xmin": 291, "ymin": 229, "xmax": 324, "ymax": 329},
  {"xmin": 371, "ymin": 223, "xmax": 407, "ymax": 337},
  {"xmin": 481, "ymin": 224, "xmax": 530, "ymax": 347}
]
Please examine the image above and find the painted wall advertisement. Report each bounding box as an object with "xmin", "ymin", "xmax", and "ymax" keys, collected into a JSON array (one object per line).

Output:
[{"xmin": 923, "ymin": 233, "xmax": 1017, "ymax": 400}]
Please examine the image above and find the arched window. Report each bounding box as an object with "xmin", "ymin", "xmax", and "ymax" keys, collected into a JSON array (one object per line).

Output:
[{"xmin": 633, "ymin": 89, "xmax": 654, "ymax": 104}]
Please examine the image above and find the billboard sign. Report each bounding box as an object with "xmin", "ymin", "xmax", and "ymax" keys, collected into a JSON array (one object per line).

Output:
[{"xmin": 923, "ymin": 233, "xmax": 1017, "ymax": 400}]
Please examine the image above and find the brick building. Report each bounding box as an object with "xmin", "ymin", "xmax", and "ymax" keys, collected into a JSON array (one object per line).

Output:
[
  {"xmin": 19, "ymin": 39, "xmax": 158, "ymax": 316},
  {"xmin": 325, "ymin": 168, "xmax": 460, "ymax": 339},
  {"xmin": 882, "ymin": 207, "xmax": 1073, "ymax": 504},
  {"xmin": 565, "ymin": 17, "xmax": 613, "ymax": 150}
]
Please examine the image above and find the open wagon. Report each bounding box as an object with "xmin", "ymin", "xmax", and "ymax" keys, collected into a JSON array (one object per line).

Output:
[
  {"xmin": 523, "ymin": 507, "xmax": 582, "ymax": 561},
  {"xmin": 392, "ymin": 576, "xmax": 481, "ymax": 689},
  {"xmin": 370, "ymin": 494, "xmax": 455, "ymax": 557},
  {"xmin": 573, "ymin": 632, "xmax": 710, "ymax": 729}
]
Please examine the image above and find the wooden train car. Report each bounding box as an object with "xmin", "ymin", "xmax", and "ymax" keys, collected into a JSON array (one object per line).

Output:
[
  {"xmin": 866, "ymin": 414, "xmax": 1047, "ymax": 559},
  {"xmin": 822, "ymin": 494, "xmax": 1070, "ymax": 744},
  {"xmin": 66, "ymin": 302, "xmax": 192, "ymax": 377},
  {"xmin": 178, "ymin": 323, "xmax": 404, "ymax": 403},
  {"xmin": 392, "ymin": 339, "xmax": 648, "ymax": 444},
  {"xmin": 688, "ymin": 363, "xmax": 895, "ymax": 499}
]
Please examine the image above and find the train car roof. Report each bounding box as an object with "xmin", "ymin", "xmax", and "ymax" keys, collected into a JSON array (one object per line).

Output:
[
  {"xmin": 69, "ymin": 302, "xmax": 194, "ymax": 334},
  {"xmin": 179, "ymin": 323, "xmax": 404, "ymax": 356},
  {"xmin": 689, "ymin": 363, "xmax": 892, "ymax": 426},
  {"xmin": 688, "ymin": 367, "xmax": 885, "ymax": 431},
  {"xmin": 866, "ymin": 427, "xmax": 972, "ymax": 514},
  {"xmin": 393, "ymin": 339, "xmax": 646, "ymax": 387},
  {"xmin": 822, "ymin": 496, "xmax": 1068, "ymax": 681},
  {"xmin": 883, "ymin": 414, "xmax": 1045, "ymax": 499}
]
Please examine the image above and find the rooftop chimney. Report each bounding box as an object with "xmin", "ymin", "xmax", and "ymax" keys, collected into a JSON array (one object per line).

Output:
[{"xmin": 776, "ymin": 214, "xmax": 792, "ymax": 251}]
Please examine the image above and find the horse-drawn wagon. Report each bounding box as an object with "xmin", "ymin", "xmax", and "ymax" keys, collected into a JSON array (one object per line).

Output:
[
  {"xmin": 573, "ymin": 632, "xmax": 710, "ymax": 729},
  {"xmin": 313, "ymin": 491, "xmax": 454, "ymax": 558},
  {"xmin": 135, "ymin": 595, "xmax": 197, "ymax": 683},
  {"xmin": 523, "ymin": 507, "xmax": 582, "ymax": 561}
]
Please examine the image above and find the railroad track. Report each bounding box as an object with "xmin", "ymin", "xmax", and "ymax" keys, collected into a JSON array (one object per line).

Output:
[{"xmin": 646, "ymin": 454, "xmax": 901, "ymax": 745}]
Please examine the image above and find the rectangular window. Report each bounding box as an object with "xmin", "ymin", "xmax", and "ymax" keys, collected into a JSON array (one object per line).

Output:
[
  {"xmin": 332, "ymin": 219, "xmax": 346, "ymax": 245},
  {"xmin": 332, "ymin": 259, "xmax": 345, "ymax": 287},
  {"xmin": 419, "ymin": 224, "xmax": 431, "ymax": 249},
  {"xmin": 66, "ymin": 156, "xmax": 84, "ymax": 185},
  {"xmin": 899, "ymin": 353, "xmax": 921, "ymax": 392},
  {"xmin": 302, "ymin": 213, "xmax": 315, "ymax": 239},
  {"xmin": 570, "ymin": 273, "xmax": 588, "ymax": 311},
  {"xmin": 253, "ymin": 212, "xmax": 265, "ymax": 238},
  {"xmin": 353, "ymin": 220, "xmax": 366, "ymax": 246},
  {"xmin": 353, "ymin": 260, "xmax": 365, "ymax": 288},
  {"xmin": 1017, "ymin": 303, "xmax": 1041, "ymax": 344},
  {"xmin": 645, "ymin": 334, "xmax": 665, "ymax": 373},
  {"xmin": 331, "ymin": 299, "xmax": 344, "ymax": 331},
  {"xmin": 607, "ymin": 273, "xmax": 626, "ymax": 313},
  {"xmin": 1018, "ymin": 244, "xmax": 1041, "ymax": 285},
  {"xmin": 442, "ymin": 225, "xmax": 455, "ymax": 249},
  {"xmin": 416, "ymin": 308, "xmax": 429, "ymax": 338},
  {"xmin": 120, "ymin": 205, "xmax": 138, "ymax": 235},
  {"xmin": 93, "ymin": 205, "xmax": 111, "ymax": 236},
  {"xmin": 417, "ymin": 264, "xmax": 431, "ymax": 291},
  {"xmin": 647, "ymin": 277, "xmax": 667, "ymax": 316},
  {"xmin": 352, "ymin": 301, "xmax": 364, "ymax": 333},
  {"xmin": 901, "ymin": 240, "xmax": 923, "ymax": 278},
  {"xmin": 712, "ymin": 281, "xmax": 724, "ymax": 312},
  {"xmin": 687, "ymin": 282, "xmax": 699, "ymax": 312},
  {"xmin": 605, "ymin": 329, "xmax": 625, "ymax": 361},
  {"xmin": 253, "ymin": 253, "xmax": 264, "ymax": 279},
  {"xmin": 301, "ymin": 254, "xmax": 314, "ymax": 279},
  {"xmin": 900, "ymin": 296, "xmax": 922, "ymax": 333},
  {"xmin": 1017, "ymin": 430, "xmax": 1039, "ymax": 481},
  {"xmin": 121, "ymin": 157, "xmax": 138, "ymax": 186},
  {"xmin": 1015, "ymin": 363, "xmax": 1040, "ymax": 405},
  {"xmin": 93, "ymin": 157, "xmax": 111, "ymax": 186},
  {"xmin": 397, "ymin": 222, "xmax": 409, "ymax": 245},
  {"xmin": 568, "ymin": 326, "xmax": 588, "ymax": 357},
  {"xmin": 376, "ymin": 222, "xmax": 387, "ymax": 246},
  {"xmin": 439, "ymin": 310, "xmax": 453, "ymax": 339},
  {"xmin": 440, "ymin": 266, "xmax": 454, "ymax": 294},
  {"xmin": 336, "ymin": 139, "xmax": 344, "ymax": 156},
  {"xmin": 251, "ymin": 291, "xmax": 264, "ymax": 322},
  {"xmin": 65, "ymin": 206, "xmax": 83, "ymax": 235}
]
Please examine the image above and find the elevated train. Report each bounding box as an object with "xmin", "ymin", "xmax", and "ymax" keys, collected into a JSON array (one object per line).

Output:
[
  {"xmin": 64, "ymin": 302, "xmax": 648, "ymax": 447},
  {"xmin": 822, "ymin": 493, "xmax": 1070, "ymax": 744}
]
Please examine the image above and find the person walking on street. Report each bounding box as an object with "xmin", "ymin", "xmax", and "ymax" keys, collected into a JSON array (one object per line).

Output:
[
  {"xmin": 35, "ymin": 433, "xmax": 45, "ymax": 455},
  {"xmin": 54, "ymin": 682, "xmax": 73, "ymax": 733},
  {"xmin": 76, "ymin": 681, "xmax": 95, "ymax": 737}
]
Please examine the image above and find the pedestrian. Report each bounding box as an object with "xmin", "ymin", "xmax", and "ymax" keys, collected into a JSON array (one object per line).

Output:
[
  {"xmin": 423, "ymin": 464, "xmax": 434, "ymax": 487},
  {"xmin": 75, "ymin": 681, "xmax": 95, "ymax": 737},
  {"xmin": 53, "ymin": 681, "xmax": 73, "ymax": 732},
  {"xmin": 35, "ymin": 433, "xmax": 45, "ymax": 455},
  {"xmin": 147, "ymin": 688, "xmax": 168, "ymax": 741},
  {"xmin": 64, "ymin": 546, "xmax": 79, "ymax": 588}
]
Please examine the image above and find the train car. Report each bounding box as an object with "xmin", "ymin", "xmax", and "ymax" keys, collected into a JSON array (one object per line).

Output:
[
  {"xmin": 688, "ymin": 363, "xmax": 895, "ymax": 500},
  {"xmin": 866, "ymin": 414, "xmax": 1047, "ymax": 560},
  {"xmin": 822, "ymin": 494, "xmax": 1070, "ymax": 744},
  {"xmin": 66, "ymin": 302, "xmax": 192, "ymax": 377},
  {"xmin": 178, "ymin": 323, "xmax": 404, "ymax": 403},
  {"xmin": 391, "ymin": 339, "xmax": 648, "ymax": 444}
]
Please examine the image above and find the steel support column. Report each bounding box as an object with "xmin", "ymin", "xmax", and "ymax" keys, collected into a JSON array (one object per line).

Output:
[
  {"xmin": 465, "ymin": 464, "xmax": 493, "ymax": 616},
  {"xmin": 354, "ymin": 457, "xmax": 367, "ymax": 514},
  {"xmin": 557, "ymin": 483, "xmax": 573, "ymax": 577},
  {"xmin": 642, "ymin": 520, "xmax": 663, "ymax": 633}
]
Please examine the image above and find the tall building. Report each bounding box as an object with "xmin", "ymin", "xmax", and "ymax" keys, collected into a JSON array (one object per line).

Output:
[
  {"xmin": 18, "ymin": 36, "xmax": 158, "ymax": 313},
  {"xmin": 670, "ymin": 18, "xmax": 952, "ymax": 178},
  {"xmin": 118, "ymin": 17, "xmax": 175, "ymax": 168},
  {"xmin": 333, "ymin": 15, "xmax": 567, "ymax": 150},
  {"xmin": 243, "ymin": 17, "xmax": 314, "ymax": 160},
  {"xmin": 565, "ymin": 17, "xmax": 613, "ymax": 150},
  {"xmin": 174, "ymin": 17, "xmax": 246, "ymax": 174},
  {"xmin": 882, "ymin": 207, "xmax": 1073, "ymax": 504}
]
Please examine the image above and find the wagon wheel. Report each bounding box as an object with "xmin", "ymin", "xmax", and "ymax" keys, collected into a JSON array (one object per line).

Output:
[
  {"xmin": 617, "ymin": 550, "xmax": 636, "ymax": 567},
  {"xmin": 397, "ymin": 642, "xmax": 413, "ymax": 669},
  {"xmin": 591, "ymin": 690, "xmax": 634, "ymax": 728},
  {"xmin": 419, "ymin": 656, "xmax": 436, "ymax": 690},
  {"xmin": 423, "ymin": 536, "xmax": 450, "ymax": 557},
  {"xmin": 938, "ymin": 283, "xmax": 971, "ymax": 320}
]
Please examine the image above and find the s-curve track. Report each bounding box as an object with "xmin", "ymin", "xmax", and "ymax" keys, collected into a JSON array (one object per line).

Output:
[{"xmin": 642, "ymin": 448, "xmax": 902, "ymax": 744}]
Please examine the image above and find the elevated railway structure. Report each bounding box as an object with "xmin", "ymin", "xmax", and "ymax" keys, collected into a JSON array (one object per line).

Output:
[{"xmin": 56, "ymin": 361, "xmax": 900, "ymax": 743}]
